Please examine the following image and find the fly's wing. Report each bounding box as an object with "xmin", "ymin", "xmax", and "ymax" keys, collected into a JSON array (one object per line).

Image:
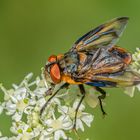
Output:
[
  {"xmin": 73, "ymin": 50, "xmax": 140, "ymax": 87},
  {"xmin": 85, "ymin": 70, "xmax": 140, "ymax": 87},
  {"xmin": 70, "ymin": 17, "xmax": 129, "ymax": 52}
]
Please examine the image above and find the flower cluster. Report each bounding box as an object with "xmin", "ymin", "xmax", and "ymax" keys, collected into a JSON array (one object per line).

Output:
[{"xmin": 0, "ymin": 71, "xmax": 97, "ymax": 140}]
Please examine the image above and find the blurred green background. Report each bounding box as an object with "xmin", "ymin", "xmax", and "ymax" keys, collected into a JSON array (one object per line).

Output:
[{"xmin": 0, "ymin": 0, "xmax": 140, "ymax": 139}]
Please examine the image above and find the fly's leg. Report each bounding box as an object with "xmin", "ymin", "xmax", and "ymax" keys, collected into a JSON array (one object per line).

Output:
[
  {"xmin": 45, "ymin": 87, "xmax": 53, "ymax": 96},
  {"xmin": 94, "ymin": 87, "xmax": 107, "ymax": 116},
  {"xmin": 40, "ymin": 83, "xmax": 69, "ymax": 116},
  {"xmin": 73, "ymin": 84, "xmax": 86, "ymax": 130}
]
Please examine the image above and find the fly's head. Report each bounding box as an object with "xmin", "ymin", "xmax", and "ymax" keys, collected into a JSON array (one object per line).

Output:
[{"xmin": 44, "ymin": 55, "xmax": 62, "ymax": 85}]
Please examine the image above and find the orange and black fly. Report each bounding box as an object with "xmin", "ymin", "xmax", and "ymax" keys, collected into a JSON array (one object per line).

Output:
[{"xmin": 41, "ymin": 17, "xmax": 140, "ymax": 129}]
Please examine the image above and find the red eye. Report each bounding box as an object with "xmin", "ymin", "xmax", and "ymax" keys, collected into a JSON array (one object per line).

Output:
[
  {"xmin": 48, "ymin": 55, "xmax": 57, "ymax": 62},
  {"xmin": 50, "ymin": 64, "xmax": 61, "ymax": 84}
]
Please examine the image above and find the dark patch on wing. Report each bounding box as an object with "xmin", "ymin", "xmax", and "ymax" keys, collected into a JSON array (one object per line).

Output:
[{"xmin": 74, "ymin": 25, "xmax": 104, "ymax": 45}]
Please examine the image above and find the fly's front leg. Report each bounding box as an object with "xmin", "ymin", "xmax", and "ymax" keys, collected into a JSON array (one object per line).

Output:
[
  {"xmin": 45, "ymin": 83, "xmax": 56, "ymax": 96},
  {"xmin": 94, "ymin": 87, "xmax": 107, "ymax": 116},
  {"xmin": 45, "ymin": 87, "xmax": 53, "ymax": 96},
  {"xmin": 73, "ymin": 84, "xmax": 86, "ymax": 130},
  {"xmin": 40, "ymin": 83, "xmax": 69, "ymax": 116}
]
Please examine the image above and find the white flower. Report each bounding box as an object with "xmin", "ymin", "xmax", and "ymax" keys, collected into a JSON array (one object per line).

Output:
[
  {"xmin": 46, "ymin": 115, "xmax": 73, "ymax": 130},
  {"xmin": 42, "ymin": 113, "xmax": 72, "ymax": 140},
  {"xmin": 4, "ymin": 87, "xmax": 32, "ymax": 121},
  {"xmin": 59, "ymin": 99, "xmax": 94, "ymax": 131}
]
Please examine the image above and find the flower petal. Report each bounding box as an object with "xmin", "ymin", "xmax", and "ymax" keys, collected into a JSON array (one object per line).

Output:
[
  {"xmin": 12, "ymin": 112, "xmax": 22, "ymax": 122},
  {"xmin": 58, "ymin": 106, "xmax": 69, "ymax": 114},
  {"xmin": 81, "ymin": 114, "xmax": 94, "ymax": 127},
  {"xmin": 54, "ymin": 130, "xmax": 67, "ymax": 140},
  {"xmin": 124, "ymin": 86, "xmax": 135, "ymax": 97},
  {"xmin": 73, "ymin": 100, "xmax": 85, "ymax": 111},
  {"xmin": 76, "ymin": 119, "xmax": 84, "ymax": 131}
]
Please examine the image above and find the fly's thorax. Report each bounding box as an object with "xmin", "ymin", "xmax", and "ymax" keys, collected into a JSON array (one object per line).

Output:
[{"xmin": 58, "ymin": 52, "xmax": 79, "ymax": 75}]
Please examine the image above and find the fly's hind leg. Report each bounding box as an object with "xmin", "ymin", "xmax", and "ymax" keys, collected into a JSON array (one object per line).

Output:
[
  {"xmin": 94, "ymin": 87, "xmax": 107, "ymax": 116},
  {"xmin": 73, "ymin": 84, "xmax": 86, "ymax": 130}
]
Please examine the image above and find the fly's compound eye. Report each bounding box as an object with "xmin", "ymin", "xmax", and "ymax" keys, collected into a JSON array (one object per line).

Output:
[
  {"xmin": 50, "ymin": 63, "xmax": 61, "ymax": 84},
  {"xmin": 47, "ymin": 55, "xmax": 61, "ymax": 84}
]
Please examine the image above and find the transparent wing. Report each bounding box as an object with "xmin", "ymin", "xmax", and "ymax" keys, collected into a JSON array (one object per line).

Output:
[{"xmin": 70, "ymin": 17, "xmax": 129, "ymax": 52}]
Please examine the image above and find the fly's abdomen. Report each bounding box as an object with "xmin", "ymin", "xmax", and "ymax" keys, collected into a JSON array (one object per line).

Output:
[{"xmin": 109, "ymin": 46, "xmax": 132, "ymax": 65}]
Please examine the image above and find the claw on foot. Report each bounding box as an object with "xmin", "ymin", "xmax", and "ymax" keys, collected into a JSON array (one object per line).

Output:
[{"xmin": 102, "ymin": 111, "xmax": 107, "ymax": 118}]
